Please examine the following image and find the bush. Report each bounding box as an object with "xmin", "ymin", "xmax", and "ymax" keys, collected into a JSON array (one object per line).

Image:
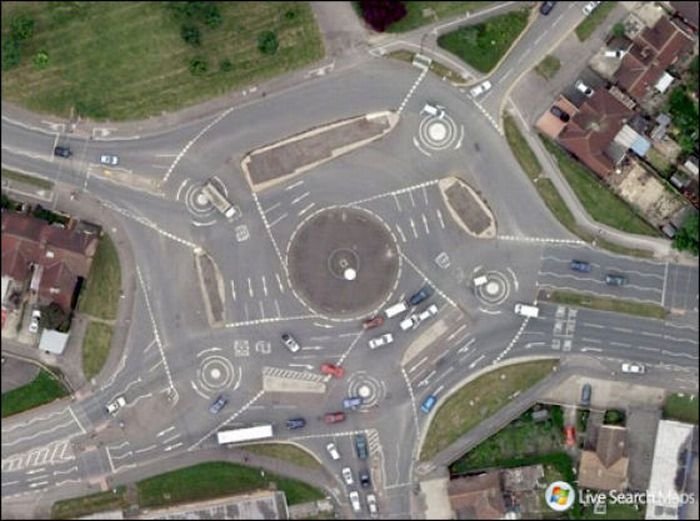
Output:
[
  {"xmin": 167, "ymin": 2, "xmax": 222, "ymax": 28},
  {"xmin": 285, "ymin": 9, "xmax": 297, "ymax": 21},
  {"xmin": 673, "ymin": 212, "xmax": 699, "ymax": 256},
  {"xmin": 2, "ymin": 36, "xmax": 21, "ymax": 70},
  {"xmin": 359, "ymin": 0, "xmax": 407, "ymax": 32},
  {"xmin": 33, "ymin": 50, "xmax": 49, "ymax": 69},
  {"xmin": 667, "ymin": 87, "xmax": 699, "ymax": 155},
  {"xmin": 41, "ymin": 302, "xmax": 71, "ymax": 332},
  {"xmin": 181, "ymin": 23, "xmax": 201, "ymax": 46},
  {"xmin": 199, "ymin": 2, "xmax": 222, "ymax": 28},
  {"xmin": 189, "ymin": 56, "xmax": 208, "ymax": 75},
  {"xmin": 611, "ymin": 22, "xmax": 625, "ymax": 38},
  {"xmin": 257, "ymin": 30, "xmax": 279, "ymax": 55},
  {"xmin": 10, "ymin": 14, "xmax": 35, "ymax": 41},
  {"xmin": 604, "ymin": 409, "xmax": 626, "ymax": 426},
  {"xmin": 219, "ymin": 58, "xmax": 233, "ymax": 72}
]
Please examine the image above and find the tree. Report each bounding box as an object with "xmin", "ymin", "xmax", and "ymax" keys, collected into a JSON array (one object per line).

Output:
[
  {"xmin": 41, "ymin": 302, "xmax": 71, "ymax": 332},
  {"xmin": 257, "ymin": 30, "xmax": 279, "ymax": 55},
  {"xmin": 10, "ymin": 14, "xmax": 35, "ymax": 41},
  {"xmin": 611, "ymin": 22, "xmax": 625, "ymax": 38},
  {"xmin": 673, "ymin": 212, "xmax": 699, "ymax": 256},
  {"xmin": 189, "ymin": 56, "xmax": 208, "ymax": 75},
  {"xmin": 180, "ymin": 23, "xmax": 201, "ymax": 46},
  {"xmin": 359, "ymin": 0, "xmax": 407, "ymax": 32}
]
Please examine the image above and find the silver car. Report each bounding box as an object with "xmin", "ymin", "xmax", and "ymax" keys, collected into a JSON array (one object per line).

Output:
[
  {"xmin": 349, "ymin": 490, "xmax": 361, "ymax": 513},
  {"xmin": 100, "ymin": 154, "xmax": 119, "ymax": 166},
  {"xmin": 368, "ymin": 333, "xmax": 394, "ymax": 349},
  {"xmin": 281, "ymin": 333, "xmax": 301, "ymax": 353}
]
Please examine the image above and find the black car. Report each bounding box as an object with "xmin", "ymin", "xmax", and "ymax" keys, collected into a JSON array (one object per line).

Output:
[
  {"xmin": 54, "ymin": 146, "xmax": 72, "ymax": 158},
  {"xmin": 408, "ymin": 286, "xmax": 433, "ymax": 306},
  {"xmin": 605, "ymin": 274, "xmax": 626, "ymax": 286},
  {"xmin": 286, "ymin": 417, "xmax": 306, "ymax": 430},
  {"xmin": 540, "ymin": 1, "xmax": 556, "ymax": 15},
  {"xmin": 580, "ymin": 383, "xmax": 592, "ymax": 406},
  {"xmin": 570, "ymin": 260, "xmax": 591, "ymax": 273},
  {"xmin": 550, "ymin": 105, "xmax": 570, "ymax": 122},
  {"xmin": 359, "ymin": 469, "xmax": 371, "ymax": 488}
]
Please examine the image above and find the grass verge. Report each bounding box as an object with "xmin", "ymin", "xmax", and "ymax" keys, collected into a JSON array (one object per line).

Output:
[
  {"xmin": 2, "ymin": 369, "xmax": 68, "ymax": 418},
  {"xmin": 82, "ymin": 322, "xmax": 114, "ymax": 381},
  {"xmin": 242, "ymin": 443, "xmax": 321, "ymax": 470},
  {"xmin": 575, "ymin": 2, "xmax": 618, "ymax": 41},
  {"xmin": 2, "ymin": 169, "xmax": 54, "ymax": 190},
  {"xmin": 437, "ymin": 9, "xmax": 530, "ymax": 73},
  {"xmin": 79, "ymin": 233, "xmax": 121, "ymax": 320},
  {"xmin": 384, "ymin": 2, "xmax": 494, "ymax": 33},
  {"xmin": 137, "ymin": 461, "xmax": 324, "ymax": 508},
  {"xmin": 663, "ymin": 393, "xmax": 699, "ymax": 424},
  {"xmin": 540, "ymin": 136, "xmax": 659, "ymax": 237},
  {"xmin": 542, "ymin": 290, "xmax": 668, "ymax": 319},
  {"xmin": 1, "ymin": 2, "xmax": 323, "ymax": 120},
  {"xmin": 503, "ymin": 114, "xmax": 542, "ymax": 180},
  {"xmin": 386, "ymin": 50, "xmax": 466, "ymax": 84},
  {"xmin": 52, "ymin": 487, "xmax": 129, "ymax": 520},
  {"xmin": 535, "ymin": 55, "xmax": 560, "ymax": 80},
  {"xmin": 420, "ymin": 360, "xmax": 558, "ymax": 461}
]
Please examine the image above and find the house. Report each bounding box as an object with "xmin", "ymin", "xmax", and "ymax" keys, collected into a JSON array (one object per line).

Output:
[
  {"xmin": 614, "ymin": 16, "xmax": 694, "ymax": 101},
  {"xmin": 1, "ymin": 211, "xmax": 99, "ymax": 313},
  {"xmin": 669, "ymin": 1, "xmax": 699, "ymax": 32},
  {"xmin": 578, "ymin": 425, "xmax": 629, "ymax": 491},
  {"xmin": 557, "ymin": 89, "xmax": 634, "ymax": 178},
  {"xmin": 448, "ymin": 472, "xmax": 506, "ymax": 520}
]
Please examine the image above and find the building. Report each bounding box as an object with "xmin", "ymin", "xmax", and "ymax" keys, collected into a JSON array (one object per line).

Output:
[
  {"xmin": 669, "ymin": 2, "xmax": 699, "ymax": 32},
  {"xmin": 579, "ymin": 425, "xmax": 629, "ymax": 491},
  {"xmin": 448, "ymin": 472, "xmax": 506, "ymax": 520}
]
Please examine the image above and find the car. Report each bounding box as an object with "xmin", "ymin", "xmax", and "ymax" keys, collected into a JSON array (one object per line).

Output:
[
  {"xmin": 421, "ymin": 395, "xmax": 438, "ymax": 413},
  {"xmin": 53, "ymin": 146, "xmax": 72, "ymax": 158},
  {"xmin": 575, "ymin": 79, "xmax": 594, "ymax": 97},
  {"xmin": 363, "ymin": 316, "xmax": 384, "ymax": 329},
  {"xmin": 359, "ymin": 469, "xmax": 371, "ymax": 488},
  {"xmin": 409, "ymin": 286, "xmax": 433, "ymax": 306},
  {"xmin": 342, "ymin": 467, "xmax": 354, "ymax": 485},
  {"xmin": 470, "ymin": 80, "xmax": 492, "ymax": 98},
  {"xmin": 550, "ymin": 105, "xmax": 570, "ymax": 122},
  {"xmin": 355, "ymin": 433, "xmax": 369, "ymax": 460},
  {"xmin": 564, "ymin": 425, "xmax": 576, "ymax": 446},
  {"xmin": 400, "ymin": 304, "xmax": 438, "ymax": 331},
  {"xmin": 99, "ymin": 154, "xmax": 119, "ymax": 166},
  {"xmin": 281, "ymin": 333, "xmax": 301, "ymax": 353},
  {"xmin": 622, "ymin": 362, "xmax": 645, "ymax": 374},
  {"xmin": 349, "ymin": 491, "xmax": 362, "ymax": 513},
  {"xmin": 570, "ymin": 260, "xmax": 591, "ymax": 272},
  {"xmin": 366, "ymin": 493, "xmax": 379, "ymax": 518},
  {"xmin": 326, "ymin": 442, "xmax": 340, "ymax": 460},
  {"xmin": 324, "ymin": 411, "xmax": 346, "ymax": 424},
  {"xmin": 417, "ymin": 304, "xmax": 438, "ymax": 322},
  {"xmin": 604, "ymin": 49, "xmax": 626, "ymax": 59},
  {"xmin": 368, "ymin": 333, "xmax": 394, "ymax": 349},
  {"xmin": 208, "ymin": 394, "xmax": 228, "ymax": 414},
  {"xmin": 286, "ymin": 417, "xmax": 306, "ymax": 430},
  {"xmin": 605, "ymin": 274, "xmax": 626, "ymax": 286},
  {"xmin": 582, "ymin": 1, "xmax": 601, "ymax": 16},
  {"xmin": 540, "ymin": 1, "xmax": 556, "ymax": 15},
  {"xmin": 422, "ymin": 102, "xmax": 446, "ymax": 119},
  {"xmin": 343, "ymin": 396, "xmax": 364, "ymax": 409},
  {"xmin": 320, "ymin": 363, "xmax": 345, "ymax": 378},
  {"xmin": 106, "ymin": 396, "xmax": 126, "ymax": 415},
  {"xmin": 28, "ymin": 309, "xmax": 41, "ymax": 334},
  {"xmin": 580, "ymin": 383, "xmax": 592, "ymax": 406}
]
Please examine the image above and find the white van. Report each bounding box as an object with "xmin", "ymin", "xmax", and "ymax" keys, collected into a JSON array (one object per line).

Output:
[
  {"xmin": 385, "ymin": 301, "xmax": 408, "ymax": 318},
  {"xmin": 473, "ymin": 275, "xmax": 488, "ymax": 287},
  {"xmin": 514, "ymin": 303, "xmax": 540, "ymax": 318},
  {"xmin": 421, "ymin": 103, "xmax": 445, "ymax": 119}
]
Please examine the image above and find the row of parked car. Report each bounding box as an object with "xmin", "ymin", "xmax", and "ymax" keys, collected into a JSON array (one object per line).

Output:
[
  {"xmin": 569, "ymin": 259, "xmax": 627, "ymax": 286},
  {"xmin": 329, "ymin": 435, "xmax": 378, "ymax": 517}
]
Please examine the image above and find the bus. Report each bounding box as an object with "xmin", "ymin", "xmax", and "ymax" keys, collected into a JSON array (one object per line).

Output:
[
  {"xmin": 202, "ymin": 180, "xmax": 239, "ymax": 220},
  {"xmin": 216, "ymin": 424, "xmax": 274, "ymax": 445}
]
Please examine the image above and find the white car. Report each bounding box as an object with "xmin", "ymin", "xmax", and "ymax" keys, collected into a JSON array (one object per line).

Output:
[
  {"xmin": 106, "ymin": 396, "xmax": 126, "ymax": 415},
  {"xmin": 582, "ymin": 1, "xmax": 600, "ymax": 16},
  {"xmin": 342, "ymin": 467, "xmax": 354, "ymax": 486},
  {"xmin": 368, "ymin": 333, "xmax": 394, "ymax": 349},
  {"xmin": 417, "ymin": 304, "xmax": 439, "ymax": 322},
  {"xmin": 28, "ymin": 309, "xmax": 41, "ymax": 334},
  {"xmin": 401, "ymin": 304, "xmax": 439, "ymax": 331},
  {"xmin": 470, "ymin": 80, "xmax": 492, "ymax": 98},
  {"xmin": 366, "ymin": 493, "xmax": 379, "ymax": 518},
  {"xmin": 349, "ymin": 491, "xmax": 362, "ymax": 513},
  {"xmin": 99, "ymin": 154, "xmax": 119, "ymax": 166},
  {"xmin": 621, "ymin": 363, "xmax": 645, "ymax": 374},
  {"xmin": 326, "ymin": 442, "xmax": 340, "ymax": 460},
  {"xmin": 575, "ymin": 79, "xmax": 594, "ymax": 97}
]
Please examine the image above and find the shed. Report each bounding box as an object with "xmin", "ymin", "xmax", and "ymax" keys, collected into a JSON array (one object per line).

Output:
[{"xmin": 38, "ymin": 330, "xmax": 70, "ymax": 355}]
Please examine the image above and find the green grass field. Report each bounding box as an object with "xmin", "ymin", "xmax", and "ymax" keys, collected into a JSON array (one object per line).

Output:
[
  {"xmin": 2, "ymin": 169, "xmax": 54, "ymax": 190},
  {"xmin": 82, "ymin": 322, "xmax": 114, "ymax": 381},
  {"xmin": 1, "ymin": 369, "xmax": 68, "ymax": 418},
  {"xmin": 544, "ymin": 290, "xmax": 668, "ymax": 319},
  {"xmin": 663, "ymin": 393, "xmax": 699, "ymax": 424},
  {"xmin": 576, "ymin": 2, "xmax": 618, "ymax": 41},
  {"xmin": 420, "ymin": 360, "xmax": 558, "ymax": 461},
  {"xmin": 535, "ymin": 55, "xmax": 561, "ymax": 80},
  {"xmin": 242, "ymin": 443, "xmax": 321, "ymax": 469},
  {"xmin": 52, "ymin": 487, "xmax": 129, "ymax": 520},
  {"xmin": 384, "ymin": 2, "xmax": 494, "ymax": 33},
  {"xmin": 503, "ymin": 114, "xmax": 542, "ymax": 181},
  {"xmin": 437, "ymin": 8, "xmax": 530, "ymax": 73},
  {"xmin": 1, "ymin": 2, "xmax": 323, "ymax": 120},
  {"xmin": 78, "ymin": 233, "xmax": 121, "ymax": 320}
]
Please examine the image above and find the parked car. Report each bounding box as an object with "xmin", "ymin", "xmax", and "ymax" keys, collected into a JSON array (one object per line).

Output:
[
  {"xmin": 326, "ymin": 442, "xmax": 340, "ymax": 460},
  {"xmin": 28, "ymin": 309, "xmax": 41, "ymax": 334},
  {"xmin": 366, "ymin": 493, "xmax": 379, "ymax": 518},
  {"xmin": 343, "ymin": 396, "xmax": 364, "ymax": 410},
  {"xmin": 605, "ymin": 274, "xmax": 626, "ymax": 286},
  {"xmin": 349, "ymin": 491, "xmax": 362, "ymax": 513},
  {"xmin": 106, "ymin": 396, "xmax": 126, "ymax": 415},
  {"xmin": 582, "ymin": 1, "xmax": 601, "ymax": 16},
  {"xmin": 540, "ymin": 1, "xmax": 556, "ymax": 15},
  {"xmin": 604, "ymin": 49, "xmax": 626, "ymax": 59},
  {"xmin": 580, "ymin": 383, "xmax": 592, "ymax": 406},
  {"xmin": 421, "ymin": 395, "xmax": 438, "ymax": 413},
  {"xmin": 99, "ymin": 154, "xmax": 119, "ymax": 166},
  {"xmin": 342, "ymin": 467, "xmax": 354, "ymax": 486},
  {"xmin": 409, "ymin": 286, "xmax": 433, "ymax": 306},
  {"xmin": 286, "ymin": 417, "xmax": 306, "ymax": 430},
  {"xmin": 362, "ymin": 316, "xmax": 384, "ymax": 329},
  {"xmin": 564, "ymin": 425, "xmax": 576, "ymax": 446},
  {"xmin": 324, "ymin": 411, "xmax": 346, "ymax": 424},
  {"xmin": 359, "ymin": 469, "xmax": 371, "ymax": 488},
  {"xmin": 355, "ymin": 433, "xmax": 369, "ymax": 460},
  {"xmin": 621, "ymin": 362, "xmax": 645, "ymax": 374},
  {"xmin": 570, "ymin": 260, "xmax": 591, "ymax": 272},
  {"xmin": 368, "ymin": 333, "xmax": 394, "ymax": 349},
  {"xmin": 281, "ymin": 333, "xmax": 301, "ymax": 353},
  {"xmin": 208, "ymin": 394, "xmax": 228, "ymax": 414},
  {"xmin": 53, "ymin": 146, "xmax": 72, "ymax": 158},
  {"xmin": 320, "ymin": 362, "xmax": 345, "ymax": 378},
  {"xmin": 575, "ymin": 79, "xmax": 594, "ymax": 97},
  {"xmin": 550, "ymin": 105, "xmax": 570, "ymax": 122},
  {"xmin": 470, "ymin": 80, "xmax": 492, "ymax": 98}
]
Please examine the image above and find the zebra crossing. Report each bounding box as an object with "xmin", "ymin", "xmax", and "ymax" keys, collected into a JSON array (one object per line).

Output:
[{"xmin": 262, "ymin": 366, "xmax": 325, "ymax": 384}]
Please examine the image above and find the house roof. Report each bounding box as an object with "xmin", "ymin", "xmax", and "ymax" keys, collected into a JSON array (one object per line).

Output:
[
  {"xmin": 38, "ymin": 330, "xmax": 70, "ymax": 355},
  {"xmin": 578, "ymin": 425, "xmax": 629, "ymax": 491},
  {"xmin": 558, "ymin": 89, "xmax": 634, "ymax": 177},
  {"xmin": 448, "ymin": 472, "xmax": 506, "ymax": 520},
  {"xmin": 670, "ymin": 1, "xmax": 699, "ymax": 30}
]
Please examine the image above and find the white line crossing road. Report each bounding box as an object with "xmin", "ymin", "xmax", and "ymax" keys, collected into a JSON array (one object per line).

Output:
[
  {"xmin": 262, "ymin": 366, "xmax": 325, "ymax": 383},
  {"xmin": 499, "ymin": 235, "xmax": 586, "ymax": 245},
  {"xmin": 397, "ymin": 67, "xmax": 429, "ymax": 115},
  {"xmin": 1, "ymin": 438, "xmax": 75, "ymax": 473}
]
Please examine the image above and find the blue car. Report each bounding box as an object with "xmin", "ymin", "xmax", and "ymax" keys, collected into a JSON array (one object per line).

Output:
[
  {"xmin": 286, "ymin": 417, "xmax": 306, "ymax": 430},
  {"xmin": 343, "ymin": 396, "xmax": 363, "ymax": 409},
  {"xmin": 208, "ymin": 395, "xmax": 228, "ymax": 414},
  {"xmin": 355, "ymin": 434, "xmax": 368, "ymax": 460},
  {"xmin": 570, "ymin": 260, "xmax": 591, "ymax": 273},
  {"xmin": 421, "ymin": 395, "xmax": 438, "ymax": 414},
  {"xmin": 409, "ymin": 286, "xmax": 433, "ymax": 306}
]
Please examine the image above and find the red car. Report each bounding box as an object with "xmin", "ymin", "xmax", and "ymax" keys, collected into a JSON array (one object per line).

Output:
[
  {"xmin": 324, "ymin": 411, "xmax": 346, "ymax": 424},
  {"xmin": 320, "ymin": 363, "xmax": 345, "ymax": 378},
  {"xmin": 362, "ymin": 316, "xmax": 384, "ymax": 329},
  {"xmin": 564, "ymin": 426, "xmax": 576, "ymax": 446}
]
